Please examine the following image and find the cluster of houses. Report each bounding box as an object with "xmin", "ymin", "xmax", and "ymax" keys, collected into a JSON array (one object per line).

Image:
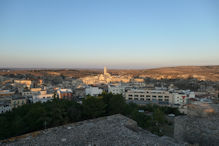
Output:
[
  {"xmin": 0, "ymin": 67, "xmax": 217, "ymax": 114},
  {"xmin": 0, "ymin": 79, "xmax": 74, "ymax": 114}
]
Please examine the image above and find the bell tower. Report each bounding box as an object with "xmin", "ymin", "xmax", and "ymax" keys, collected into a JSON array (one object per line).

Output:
[{"xmin": 104, "ymin": 66, "xmax": 107, "ymax": 75}]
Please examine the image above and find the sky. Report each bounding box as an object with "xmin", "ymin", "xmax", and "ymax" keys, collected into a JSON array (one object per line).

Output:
[{"xmin": 0, "ymin": 0, "xmax": 219, "ymax": 69}]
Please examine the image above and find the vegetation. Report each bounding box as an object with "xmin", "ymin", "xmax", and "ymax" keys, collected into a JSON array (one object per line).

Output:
[{"xmin": 0, "ymin": 93, "xmax": 181, "ymax": 140}]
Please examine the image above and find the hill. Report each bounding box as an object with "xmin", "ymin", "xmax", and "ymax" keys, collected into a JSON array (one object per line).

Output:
[
  {"xmin": 108, "ymin": 65, "xmax": 219, "ymax": 81},
  {"xmin": 1, "ymin": 65, "xmax": 219, "ymax": 81},
  {"xmin": 138, "ymin": 66, "xmax": 219, "ymax": 81}
]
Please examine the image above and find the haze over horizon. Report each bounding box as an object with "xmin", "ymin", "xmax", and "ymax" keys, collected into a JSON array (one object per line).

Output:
[
  {"xmin": 1, "ymin": 0, "xmax": 219, "ymax": 69},
  {"xmin": 1, "ymin": 65, "xmax": 219, "ymax": 70}
]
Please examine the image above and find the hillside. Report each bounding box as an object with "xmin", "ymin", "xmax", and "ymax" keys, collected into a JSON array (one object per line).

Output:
[
  {"xmin": 1, "ymin": 65, "xmax": 219, "ymax": 81},
  {"xmin": 138, "ymin": 66, "xmax": 219, "ymax": 81}
]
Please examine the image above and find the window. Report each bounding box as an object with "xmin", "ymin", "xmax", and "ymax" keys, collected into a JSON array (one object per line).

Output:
[
  {"xmin": 128, "ymin": 94, "xmax": 133, "ymax": 97},
  {"xmin": 140, "ymin": 98, "xmax": 144, "ymax": 101},
  {"xmin": 158, "ymin": 96, "xmax": 163, "ymax": 98},
  {"xmin": 152, "ymin": 95, "xmax": 156, "ymax": 98},
  {"xmin": 128, "ymin": 98, "xmax": 133, "ymax": 100},
  {"xmin": 158, "ymin": 99, "xmax": 163, "ymax": 101},
  {"xmin": 147, "ymin": 99, "xmax": 150, "ymax": 101},
  {"xmin": 146, "ymin": 95, "xmax": 150, "ymax": 97},
  {"xmin": 165, "ymin": 99, "xmax": 169, "ymax": 102},
  {"xmin": 134, "ymin": 98, "xmax": 138, "ymax": 100},
  {"xmin": 134, "ymin": 95, "xmax": 139, "ymax": 97},
  {"xmin": 165, "ymin": 96, "xmax": 169, "ymax": 98}
]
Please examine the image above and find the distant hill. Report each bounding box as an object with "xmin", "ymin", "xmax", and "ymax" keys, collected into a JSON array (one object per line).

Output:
[
  {"xmin": 109, "ymin": 66, "xmax": 219, "ymax": 81},
  {"xmin": 1, "ymin": 65, "xmax": 219, "ymax": 81}
]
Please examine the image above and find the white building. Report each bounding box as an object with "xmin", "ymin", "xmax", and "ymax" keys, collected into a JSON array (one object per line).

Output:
[
  {"xmin": 108, "ymin": 84, "xmax": 125, "ymax": 95},
  {"xmin": 188, "ymin": 92, "xmax": 195, "ymax": 99},
  {"xmin": 32, "ymin": 90, "xmax": 54, "ymax": 103},
  {"xmin": 0, "ymin": 103, "xmax": 11, "ymax": 114},
  {"xmin": 172, "ymin": 93, "xmax": 188, "ymax": 106},
  {"xmin": 85, "ymin": 86, "xmax": 103, "ymax": 96},
  {"xmin": 0, "ymin": 98, "xmax": 11, "ymax": 114}
]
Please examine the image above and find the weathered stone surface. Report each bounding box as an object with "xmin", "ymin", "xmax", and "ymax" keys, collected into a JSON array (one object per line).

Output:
[
  {"xmin": 174, "ymin": 115, "xmax": 219, "ymax": 146},
  {"xmin": 187, "ymin": 104, "xmax": 219, "ymax": 117},
  {"xmin": 2, "ymin": 114, "xmax": 186, "ymax": 146}
]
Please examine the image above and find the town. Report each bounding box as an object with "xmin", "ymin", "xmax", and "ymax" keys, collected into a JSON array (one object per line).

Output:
[
  {"xmin": 0, "ymin": 67, "xmax": 219, "ymax": 145},
  {"xmin": 1, "ymin": 67, "xmax": 218, "ymax": 114},
  {"xmin": 1, "ymin": 0, "xmax": 219, "ymax": 145}
]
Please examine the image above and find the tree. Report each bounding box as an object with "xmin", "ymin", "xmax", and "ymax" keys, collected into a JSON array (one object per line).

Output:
[
  {"xmin": 108, "ymin": 94, "xmax": 126, "ymax": 115},
  {"xmin": 66, "ymin": 101, "xmax": 83, "ymax": 122},
  {"xmin": 153, "ymin": 109, "xmax": 165, "ymax": 125},
  {"xmin": 0, "ymin": 99, "xmax": 83, "ymax": 140},
  {"xmin": 130, "ymin": 110, "xmax": 150, "ymax": 129},
  {"xmin": 82, "ymin": 97, "xmax": 106, "ymax": 119},
  {"xmin": 0, "ymin": 93, "xmax": 179, "ymax": 140}
]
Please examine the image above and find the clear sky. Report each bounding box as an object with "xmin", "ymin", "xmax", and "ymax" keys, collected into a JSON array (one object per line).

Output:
[{"xmin": 0, "ymin": 0, "xmax": 219, "ymax": 69}]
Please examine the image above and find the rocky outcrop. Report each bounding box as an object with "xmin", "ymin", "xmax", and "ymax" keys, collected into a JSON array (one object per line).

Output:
[
  {"xmin": 187, "ymin": 104, "xmax": 219, "ymax": 117},
  {"xmin": 2, "ymin": 114, "xmax": 186, "ymax": 146},
  {"xmin": 174, "ymin": 105, "xmax": 219, "ymax": 146}
]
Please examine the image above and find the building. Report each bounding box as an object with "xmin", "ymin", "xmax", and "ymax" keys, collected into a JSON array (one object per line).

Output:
[
  {"xmin": 32, "ymin": 90, "xmax": 54, "ymax": 103},
  {"xmin": 125, "ymin": 89, "xmax": 173, "ymax": 105},
  {"xmin": 104, "ymin": 66, "xmax": 107, "ymax": 75},
  {"xmin": 0, "ymin": 90, "xmax": 15, "ymax": 97},
  {"xmin": 74, "ymin": 88, "xmax": 86, "ymax": 99},
  {"xmin": 57, "ymin": 89, "xmax": 73, "ymax": 100},
  {"xmin": 172, "ymin": 93, "xmax": 188, "ymax": 106},
  {"xmin": 108, "ymin": 84, "xmax": 125, "ymax": 95},
  {"xmin": 11, "ymin": 96, "xmax": 27, "ymax": 109},
  {"xmin": 133, "ymin": 78, "xmax": 144, "ymax": 83},
  {"xmin": 22, "ymin": 88, "xmax": 42, "ymax": 96},
  {"xmin": 0, "ymin": 97, "xmax": 11, "ymax": 114},
  {"xmin": 38, "ymin": 79, "xmax": 43, "ymax": 85},
  {"xmin": 30, "ymin": 88, "xmax": 42, "ymax": 92},
  {"xmin": 14, "ymin": 80, "xmax": 32, "ymax": 88},
  {"xmin": 85, "ymin": 86, "xmax": 103, "ymax": 96},
  {"xmin": 81, "ymin": 67, "xmax": 132, "ymax": 85}
]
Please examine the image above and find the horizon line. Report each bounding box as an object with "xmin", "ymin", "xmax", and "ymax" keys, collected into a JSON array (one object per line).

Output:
[{"xmin": 0, "ymin": 65, "xmax": 219, "ymax": 71}]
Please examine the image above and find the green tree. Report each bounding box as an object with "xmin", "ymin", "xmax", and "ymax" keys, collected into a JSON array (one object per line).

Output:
[
  {"xmin": 153, "ymin": 109, "xmax": 165, "ymax": 125},
  {"xmin": 82, "ymin": 96, "xmax": 106, "ymax": 119},
  {"xmin": 108, "ymin": 94, "xmax": 126, "ymax": 115},
  {"xmin": 130, "ymin": 110, "xmax": 150, "ymax": 129}
]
